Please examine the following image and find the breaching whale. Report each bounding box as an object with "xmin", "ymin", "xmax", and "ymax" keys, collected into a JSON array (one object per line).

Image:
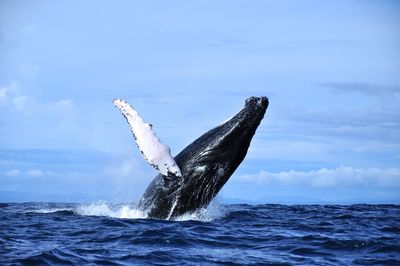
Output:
[{"xmin": 113, "ymin": 96, "xmax": 268, "ymax": 219}]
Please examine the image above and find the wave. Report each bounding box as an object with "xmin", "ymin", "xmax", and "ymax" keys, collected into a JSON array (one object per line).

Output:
[
  {"xmin": 2, "ymin": 203, "xmax": 399, "ymax": 265},
  {"xmin": 22, "ymin": 201, "xmax": 226, "ymax": 222},
  {"xmin": 30, "ymin": 208, "xmax": 75, "ymax": 214}
]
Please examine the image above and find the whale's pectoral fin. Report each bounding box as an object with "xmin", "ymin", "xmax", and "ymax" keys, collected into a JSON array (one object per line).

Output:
[{"xmin": 113, "ymin": 99, "xmax": 182, "ymax": 180}]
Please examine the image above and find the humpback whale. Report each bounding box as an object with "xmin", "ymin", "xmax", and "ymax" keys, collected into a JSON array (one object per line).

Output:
[{"xmin": 114, "ymin": 96, "xmax": 268, "ymax": 219}]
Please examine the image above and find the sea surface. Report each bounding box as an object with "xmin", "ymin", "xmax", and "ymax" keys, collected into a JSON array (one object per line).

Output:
[{"xmin": 1, "ymin": 203, "xmax": 399, "ymax": 265}]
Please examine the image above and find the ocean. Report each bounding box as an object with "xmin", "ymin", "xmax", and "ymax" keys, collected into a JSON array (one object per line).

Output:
[{"xmin": 1, "ymin": 203, "xmax": 399, "ymax": 265}]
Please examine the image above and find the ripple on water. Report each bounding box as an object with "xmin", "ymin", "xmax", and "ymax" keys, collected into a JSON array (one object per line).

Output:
[{"xmin": 1, "ymin": 203, "xmax": 399, "ymax": 265}]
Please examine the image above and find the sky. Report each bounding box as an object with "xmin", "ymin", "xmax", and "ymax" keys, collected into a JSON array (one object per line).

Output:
[{"xmin": 0, "ymin": 1, "xmax": 399, "ymax": 204}]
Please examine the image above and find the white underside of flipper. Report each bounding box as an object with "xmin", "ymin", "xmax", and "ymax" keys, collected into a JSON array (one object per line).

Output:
[{"xmin": 113, "ymin": 99, "xmax": 182, "ymax": 178}]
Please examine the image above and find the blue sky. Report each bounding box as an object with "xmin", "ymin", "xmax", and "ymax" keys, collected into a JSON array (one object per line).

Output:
[{"xmin": 1, "ymin": 1, "xmax": 399, "ymax": 203}]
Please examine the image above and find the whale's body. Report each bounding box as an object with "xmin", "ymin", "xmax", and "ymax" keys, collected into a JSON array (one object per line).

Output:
[{"xmin": 114, "ymin": 96, "xmax": 268, "ymax": 219}]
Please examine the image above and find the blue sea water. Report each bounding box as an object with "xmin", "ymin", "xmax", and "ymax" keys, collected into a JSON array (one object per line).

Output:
[{"xmin": 1, "ymin": 203, "xmax": 399, "ymax": 265}]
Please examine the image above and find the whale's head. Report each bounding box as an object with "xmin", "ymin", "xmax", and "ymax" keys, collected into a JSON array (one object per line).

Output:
[
  {"xmin": 171, "ymin": 96, "xmax": 269, "ymax": 214},
  {"xmin": 218, "ymin": 96, "xmax": 269, "ymax": 149}
]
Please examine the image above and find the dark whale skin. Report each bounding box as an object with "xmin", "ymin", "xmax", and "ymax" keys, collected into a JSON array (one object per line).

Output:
[{"xmin": 138, "ymin": 97, "xmax": 269, "ymax": 219}]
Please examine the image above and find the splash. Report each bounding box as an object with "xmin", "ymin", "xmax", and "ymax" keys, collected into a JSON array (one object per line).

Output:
[
  {"xmin": 76, "ymin": 201, "xmax": 226, "ymax": 221},
  {"xmin": 173, "ymin": 202, "xmax": 226, "ymax": 222},
  {"xmin": 25, "ymin": 201, "xmax": 226, "ymax": 222},
  {"xmin": 76, "ymin": 203, "xmax": 147, "ymax": 219}
]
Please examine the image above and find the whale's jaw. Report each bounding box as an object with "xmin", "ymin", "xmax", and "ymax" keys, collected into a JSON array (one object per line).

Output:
[{"xmin": 138, "ymin": 97, "xmax": 269, "ymax": 219}]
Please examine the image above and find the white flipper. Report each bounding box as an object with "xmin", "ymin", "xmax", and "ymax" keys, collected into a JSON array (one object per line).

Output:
[{"xmin": 113, "ymin": 99, "xmax": 182, "ymax": 178}]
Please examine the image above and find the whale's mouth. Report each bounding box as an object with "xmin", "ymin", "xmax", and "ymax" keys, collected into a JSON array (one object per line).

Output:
[
  {"xmin": 245, "ymin": 96, "xmax": 268, "ymax": 108},
  {"xmin": 225, "ymin": 96, "xmax": 268, "ymax": 131},
  {"xmin": 198, "ymin": 95, "xmax": 268, "ymax": 176},
  {"xmin": 244, "ymin": 96, "xmax": 269, "ymax": 117}
]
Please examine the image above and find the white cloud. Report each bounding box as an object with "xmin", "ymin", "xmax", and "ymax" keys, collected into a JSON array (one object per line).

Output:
[
  {"xmin": 12, "ymin": 95, "xmax": 29, "ymax": 110},
  {"xmin": 284, "ymin": 104, "xmax": 400, "ymax": 128},
  {"xmin": 4, "ymin": 169, "xmax": 49, "ymax": 177},
  {"xmin": 0, "ymin": 81, "xmax": 18, "ymax": 107},
  {"xmin": 236, "ymin": 166, "xmax": 400, "ymax": 188},
  {"xmin": 102, "ymin": 158, "xmax": 150, "ymax": 179},
  {"xmin": 0, "ymin": 81, "xmax": 31, "ymax": 110},
  {"xmin": 20, "ymin": 62, "xmax": 40, "ymax": 78},
  {"xmin": 4, "ymin": 169, "xmax": 51, "ymax": 177},
  {"xmin": 0, "ymin": 81, "xmax": 74, "ymax": 113},
  {"xmin": 26, "ymin": 169, "xmax": 44, "ymax": 176},
  {"xmin": 5, "ymin": 169, "xmax": 21, "ymax": 176},
  {"xmin": 0, "ymin": 88, "xmax": 7, "ymax": 104},
  {"xmin": 247, "ymin": 138, "xmax": 331, "ymax": 161},
  {"xmin": 321, "ymin": 82, "xmax": 400, "ymax": 97},
  {"xmin": 51, "ymin": 99, "xmax": 74, "ymax": 110}
]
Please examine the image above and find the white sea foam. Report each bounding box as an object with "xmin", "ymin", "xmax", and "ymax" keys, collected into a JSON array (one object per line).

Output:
[
  {"xmin": 173, "ymin": 202, "xmax": 226, "ymax": 222},
  {"xmin": 75, "ymin": 201, "xmax": 225, "ymax": 222},
  {"xmin": 29, "ymin": 201, "xmax": 225, "ymax": 222},
  {"xmin": 76, "ymin": 203, "xmax": 147, "ymax": 219}
]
